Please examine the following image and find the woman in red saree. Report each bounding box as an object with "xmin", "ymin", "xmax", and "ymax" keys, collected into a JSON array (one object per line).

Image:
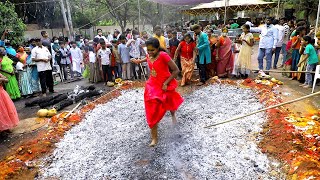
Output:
[
  {"xmin": 216, "ymin": 28, "xmax": 234, "ymax": 77},
  {"xmin": 173, "ymin": 33, "xmax": 196, "ymax": 86},
  {"xmin": 132, "ymin": 38, "xmax": 183, "ymax": 147}
]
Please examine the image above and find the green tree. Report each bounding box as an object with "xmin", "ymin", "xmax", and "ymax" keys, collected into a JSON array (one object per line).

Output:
[{"xmin": 0, "ymin": 1, "xmax": 26, "ymax": 45}]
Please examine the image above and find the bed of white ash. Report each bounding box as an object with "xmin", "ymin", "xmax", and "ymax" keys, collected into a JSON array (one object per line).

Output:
[{"xmin": 39, "ymin": 84, "xmax": 283, "ymax": 180}]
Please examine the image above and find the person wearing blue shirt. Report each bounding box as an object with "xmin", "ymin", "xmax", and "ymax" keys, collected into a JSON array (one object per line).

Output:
[
  {"xmin": 251, "ymin": 17, "xmax": 278, "ymax": 73},
  {"xmin": 0, "ymin": 30, "xmax": 17, "ymax": 56},
  {"xmin": 192, "ymin": 24, "xmax": 211, "ymax": 86}
]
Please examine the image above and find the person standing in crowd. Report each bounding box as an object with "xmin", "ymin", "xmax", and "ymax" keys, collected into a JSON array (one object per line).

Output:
[
  {"xmin": 59, "ymin": 42, "xmax": 73, "ymax": 80},
  {"xmin": 291, "ymin": 26, "xmax": 306, "ymax": 79},
  {"xmin": 233, "ymin": 24, "xmax": 254, "ymax": 78},
  {"xmin": 169, "ymin": 31, "xmax": 180, "ymax": 70},
  {"xmin": 0, "ymin": 30, "xmax": 17, "ymax": 57},
  {"xmin": 97, "ymin": 40, "xmax": 113, "ymax": 85},
  {"xmin": 153, "ymin": 26, "xmax": 167, "ymax": 50},
  {"xmin": 95, "ymin": 29, "xmax": 108, "ymax": 44},
  {"xmin": 26, "ymin": 42, "xmax": 41, "ymax": 94},
  {"xmin": 132, "ymin": 38, "xmax": 183, "ymax": 147},
  {"xmin": 70, "ymin": 41, "xmax": 83, "ymax": 77},
  {"xmin": 111, "ymin": 40, "xmax": 122, "ymax": 79},
  {"xmin": 118, "ymin": 35, "xmax": 131, "ymax": 80},
  {"xmin": 192, "ymin": 24, "xmax": 211, "ymax": 85},
  {"xmin": 174, "ymin": 33, "xmax": 196, "ymax": 86},
  {"xmin": 229, "ymin": 19, "xmax": 240, "ymax": 29},
  {"xmin": 0, "ymin": 73, "xmax": 19, "ymax": 132},
  {"xmin": 16, "ymin": 46, "xmax": 33, "ymax": 96},
  {"xmin": 127, "ymin": 30, "xmax": 145, "ymax": 80},
  {"xmin": 256, "ymin": 17, "xmax": 278, "ymax": 73},
  {"xmin": 206, "ymin": 29, "xmax": 218, "ymax": 77},
  {"xmin": 273, "ymin": 19, "xmax": 285, "ymax": 69},
  {"xmin": 215, "ymin": 28, "xmax": 234, "ymax": 78},
  {"xmin": 40, "ymin": 31, "xmax": 52, "ymax": 52},
  {"xmin": 180, "ymin": 29, "xmax": 188, "ymax": 41},
  {"xmin": 298, "ymin": 36, "xmax": 319, "ymax": 88},
  {"xmin": 31, "ymin": 38, "xmax": 54, "ymax": 96},
  {"xmin": 82, "ymin": 46, "xmax": 90, "ymax": 79},
  {"xmin": 0, "ymin": 47, "xmax": 21, "ymax": 99},
  {"xmin": 89, "ymin": 47, "xmax": 101, "ymax": 83},
  {"xmin": 113, "ymin": 30, "xmax": 121, "ymax": 40}
]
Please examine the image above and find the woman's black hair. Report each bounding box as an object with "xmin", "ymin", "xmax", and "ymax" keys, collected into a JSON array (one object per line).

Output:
[
  {"xmin": 182, "ymin": 33, "xmax": 194, "ymax": 42},
  {"xmin": 302, "ymin": 35, "xmax": 315, "ymax": 45},
  {"xmin": 145, "ymin": 38, "xmax": 166, "ymax": 52},
  {"xmin": 242, "ymin": 24, "xmax": 250, "ymax": 30},
  {"xmin": 296, "ymin": 26, "xmax": 306, "ymax": 35},
  {"xmin": 119, "ymin": 34, "xmax": 126, "ymax": 41}
]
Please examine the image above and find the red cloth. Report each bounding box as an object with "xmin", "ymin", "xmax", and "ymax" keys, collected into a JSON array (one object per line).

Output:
[
  {"xmin": 144, "ymin": 52, "xmax": 183, "ymax": 128},
  {"xmin": 180, "ymin": 41, "xmax": 196, "ymax": 59},
  {"xmin": 169, "ymin": 46, "xmax": 177, "ymax": 59},
  {"xmin": 0, "ymin": 86, "xmax": 19, "ymax": 131}
]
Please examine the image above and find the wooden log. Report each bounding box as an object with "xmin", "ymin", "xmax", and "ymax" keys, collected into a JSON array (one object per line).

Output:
[{"xmin": 204, "ymin": 91, "xmax": 320, "ymax": 128}]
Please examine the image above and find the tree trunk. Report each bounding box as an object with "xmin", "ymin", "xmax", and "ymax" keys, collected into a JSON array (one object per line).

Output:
[{"xmin": 65, "ymin": 0, "xmax": 74, "ymax": 40}]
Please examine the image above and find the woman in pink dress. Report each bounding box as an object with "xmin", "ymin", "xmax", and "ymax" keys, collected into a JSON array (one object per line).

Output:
[
  {"xmin": 215, "ymin": 28, "xmax": 234, "ymax": 77},
  {"xmin": 132, "ymin": 38, "xmax": 183, "ymax": 147},
  {"xmin": 0, "ymin": 73, "xmax": 19, "ymax": 131}
]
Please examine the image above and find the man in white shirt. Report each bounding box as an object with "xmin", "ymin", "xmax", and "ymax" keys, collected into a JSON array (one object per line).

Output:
[
  {"xmin": 273, "ymin": 19, "xmax": 285, "ymax": 69},
  {"xmin": 127, "ymin": 30, "xmax": 145, "ymax": 79},
  {"xmin": 255, "ymin": 17, "xmax": 278, "ymax": 72},
  {"xmin": 31, "ymin": 38, "xmax": 54, "ymax": 96},
  {"xmin": 95, "ymin": 29, "xmax": 109, "ymax": 45},
  {"xmin": 70, "ymin": 41, "xmax": 83, "ymax": 77},
  {"xmin": 97, "ymin": 40, "xmax": 113, "ymax": 84}
]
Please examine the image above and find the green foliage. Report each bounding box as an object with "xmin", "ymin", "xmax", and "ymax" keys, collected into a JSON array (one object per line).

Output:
[
  {"xmin": 97, "ymin": 20, "xmax": 115, "ymax": 26},
  {"xmin": 0, "ymin": 1, "xmax": 26, "ymax": 45}
]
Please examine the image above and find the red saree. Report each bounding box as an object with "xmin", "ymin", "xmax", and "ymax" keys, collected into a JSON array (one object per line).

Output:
[
  {"xmin": 144, "ymin": 52, "xmax": 183, "ymax": 128},
  {"xmin": 217, "ymin": 36, "xmax": 234, "ymax": 77}
]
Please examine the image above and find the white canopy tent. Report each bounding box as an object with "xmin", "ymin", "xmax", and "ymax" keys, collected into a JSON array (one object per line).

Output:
[{"xmin": 182, "ymin": 0, "xmax": 276, "ymax": 15}]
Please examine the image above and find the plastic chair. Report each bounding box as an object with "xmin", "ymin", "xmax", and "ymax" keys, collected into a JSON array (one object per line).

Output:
[
  {"xmin": 52, "ymin": 64, "xmax": 64, "ymax": 82},
  {"xmin": 312, "ymin": 65, "xmax": 320, "ymax": 93}
]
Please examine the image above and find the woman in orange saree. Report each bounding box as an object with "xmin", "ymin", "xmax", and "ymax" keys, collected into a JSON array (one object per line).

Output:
[
  {"xmin": 174, "ymin": 33, "xmax": 196, "ymax": 86},
  {"xmin": 216, "ymin": 28, "xmax": 234, "ymax": 78}
]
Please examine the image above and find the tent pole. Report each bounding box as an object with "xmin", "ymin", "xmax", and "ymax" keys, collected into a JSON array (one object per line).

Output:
[
  {"xmin": 315, "ymin": 0, "xmax": 320, "ymax": 46},
  {"xmin": 224, "ymin": 0, "xmax": 227, "ymax": 24}
]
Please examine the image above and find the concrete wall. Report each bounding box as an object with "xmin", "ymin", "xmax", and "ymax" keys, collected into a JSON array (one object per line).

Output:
[{"xmin": 23, "ymin": 24, "xmax": 154, "ymax": 40}]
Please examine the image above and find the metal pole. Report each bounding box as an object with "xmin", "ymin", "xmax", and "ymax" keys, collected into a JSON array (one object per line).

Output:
[
  {"xmin": 224, "ymin": 0, "xmax": 227, "ymax": 25},
  {"xmin": 276, "ymin": 0, "xmax": 280, "ymax": 19},
  {"xmin": 138, "ymin": 0, "xmax": 141, "ymax": 32},
  {"xmin": 315, "ymin": 0, "xmax": 320, "ymax": 45}
]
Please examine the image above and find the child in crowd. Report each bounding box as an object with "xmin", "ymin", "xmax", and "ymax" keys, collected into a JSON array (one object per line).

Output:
[
  {"xmin": 70, "ymin": 41, "xmax": 83, "ymax": 77},
  {"xmin": 97, "ymin": 40, "xmax": 113, "ymax": 85},
  {"xmin": 82, "ymin": 46, "xmax": 90, "ymax": 79},
  {"xmin": 111, "ymin": 40, "xmax": 122, "ymax": 79},
  {"xmin": 89, "ymin": 48, "xmax": 101, "ymax": 83},
  {"xmin": 59, "ymin": 41, "xmax": 73, "ymax": 80},
  {"xmin": 298, "ymin": 36, "xmax": 319, "ymax": 88},
  {"xmin": 118, "ymin": 35, "xmax": 131, "ymax": 80}
]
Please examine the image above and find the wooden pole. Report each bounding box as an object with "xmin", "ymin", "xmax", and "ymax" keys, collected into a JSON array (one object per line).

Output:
[
  {"xmin": 204, "ymin": 91, "xmax": 320, "ymax": 128},
  {"xmin": 59, "ymin": 0, "xmax": 71, "ymax": 40},
  {"xmin": 252, "ymin": 69, "xmax": 315, "ymax": 74},
  {"xmin": 65, "ymin": 0, "xmax": 74, "ymax": 41},
  {"xmin": 64, "ymin": 102, "xmax": 82, "ymax": 120}
]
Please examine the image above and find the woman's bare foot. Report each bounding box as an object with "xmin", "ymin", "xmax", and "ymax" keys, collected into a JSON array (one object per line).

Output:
[
  {"xmin": 149, "ymin": 139, "xmax": 158, "ymax": 147},
  {"xmin": 171, "ymin": 111, "xmax": 177, "ymax": 125},
  {"xmin": 149, "ymin": 125, "xmax": 158, "ymax": 147}
]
